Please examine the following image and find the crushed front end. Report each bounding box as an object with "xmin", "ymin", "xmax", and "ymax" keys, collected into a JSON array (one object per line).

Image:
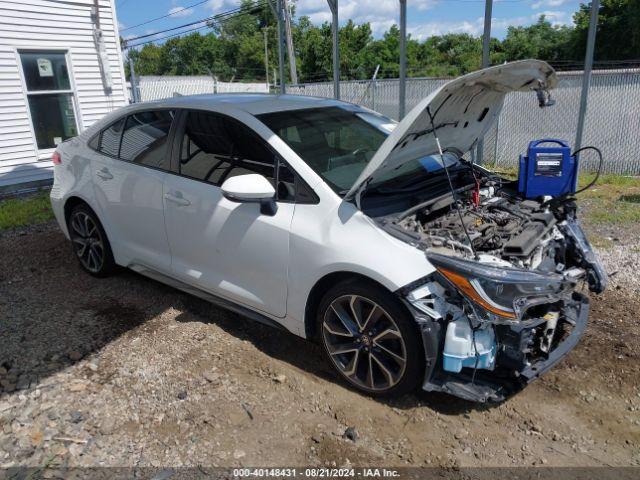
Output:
[
  {"xmin": 401, "ymin": 259, "xmax": 592, "ymax": 403},
  {"xmin": 385, "ymin": 187, "xmax": 608, "ymax": 402}
]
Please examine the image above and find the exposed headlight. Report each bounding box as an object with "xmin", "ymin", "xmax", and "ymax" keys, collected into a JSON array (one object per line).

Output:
[{"xmin": 427, "ymin": 253, "xmax": 569, "ymax": 320}]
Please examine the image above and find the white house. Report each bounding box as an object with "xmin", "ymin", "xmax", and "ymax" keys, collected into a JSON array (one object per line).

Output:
[{"xmin": 0, "ymin": 0, "xmax": 128, "ymax": 193}]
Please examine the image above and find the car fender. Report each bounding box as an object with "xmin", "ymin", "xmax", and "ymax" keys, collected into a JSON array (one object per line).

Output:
[{"xmin": 285, "ymin": 196, "xmax": 436, "ymax": 337}]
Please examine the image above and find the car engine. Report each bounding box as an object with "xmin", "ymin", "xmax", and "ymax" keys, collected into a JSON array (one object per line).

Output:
[{"xmin": 395, "ymin": 187, "xmax": 566, "ymax": 272}]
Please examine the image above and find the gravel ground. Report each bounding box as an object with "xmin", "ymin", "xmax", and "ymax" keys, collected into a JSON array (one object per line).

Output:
[{"xmin": 0, "ymin": 219, "xmax": 639, "ymax": 469}]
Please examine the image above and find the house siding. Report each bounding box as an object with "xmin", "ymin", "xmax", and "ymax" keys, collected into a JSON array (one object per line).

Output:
[{"xmin": 0, "ymin": 0, "xmax": 127, "ymax": 189}]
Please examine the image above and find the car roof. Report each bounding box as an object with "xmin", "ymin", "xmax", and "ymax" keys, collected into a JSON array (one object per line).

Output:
[
  {"xmin": 77, "ymin": 93, "xmax": 363, "ymax": 142},
  {"xmin": 130, "ymin": 93, "xmax": 350, "ymax": 116}
]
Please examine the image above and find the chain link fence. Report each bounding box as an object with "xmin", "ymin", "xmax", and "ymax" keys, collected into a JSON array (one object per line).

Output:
[{"xmin": 288, "ymin": 68, "xmax": 640, "ymax": 174}]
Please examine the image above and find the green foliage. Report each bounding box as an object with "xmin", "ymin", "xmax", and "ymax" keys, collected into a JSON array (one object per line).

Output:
[
  {"xmin": 498, "ymin": 16, "xmax": 573, "ymax": 63},
  {"xmin": 0, "ymin": 191, "xmax": 54, "ymax": 230},
  {"xmin": 124, "ymin": 1, "xmax": 637, "ymax": 82},
  {"xmin": 579, "ymin": 174, "xmax": 640, "ymax": 226},
  {"xmin": 571, "ymin": 0, "xmax": 640, "ymax": 61}
]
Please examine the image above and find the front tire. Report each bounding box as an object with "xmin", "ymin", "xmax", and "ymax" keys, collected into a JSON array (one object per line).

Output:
[
  {"xmin": 67, "ymin": 204, "xmax": 116, "ymax": 277},
  {"xmin": 317, "ymin": 279, "xmax": 424, "ymax": 397}
]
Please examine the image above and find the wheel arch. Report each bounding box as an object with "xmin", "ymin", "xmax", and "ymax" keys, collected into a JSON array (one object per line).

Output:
[
  {"xmin": 63, "ymin": 196, "xmax": 112, "ymax": 244},
  {"xmin": 303, "ymin": 271, "xmax": 410, "ymax": 341},
  {"xmin": 63, "ymin": 195, "xmax": 95, "ymax": 223}
]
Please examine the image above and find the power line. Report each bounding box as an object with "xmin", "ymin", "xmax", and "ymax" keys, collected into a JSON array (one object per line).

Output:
[
  {"xmin": 125, "ymin": 7, "xmax": 242, "ymax": 42},
  {"xmin": 124, "ymin": 1, "xmax": 267, "ymax": 44},
  {"xmin": 121, "ymin": 0, "xmax": 211, "ymax": 32},
  {"xmin": 126, "ymin": 25, "xmax": 211, "ymax": 48},
  {"xmin": 125, "ymin": 1, "xmax": 269, "ymax": 49}
]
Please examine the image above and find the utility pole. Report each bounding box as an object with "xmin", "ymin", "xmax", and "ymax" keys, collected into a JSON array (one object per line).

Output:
[
  {"xmin": 481, "ymin": 0, "xmax": 493, "ymax": 69},
  {"xmin": 476, "ymin": 0, "xmax": 493, "ymax": 164},
  {"xmin": 277, "ymin": 0, "xmax": 286, "ymax": 93},
  {"xmin": 327, "ymin": 0, "xmax": 340, "ymax": 99},
  {"xmin": 575, "ymin": 0, "xmax": 600, "ymax": 152},
  {"xmin": 283, "ymin": 0, "xmax": 298, "ymax": 84},
  {"xmin": 398, "ymin": 0, "xmax": 407, "ymax": 119},
  {"xmin": 267, "ymin": 0, "xmax": 286, "ymax": 93},
  {"xmin": 128, "ymin": 53, "xmax": 139, "ymax": 103},
  {"xmin": 263, "ymin": 27, "xmax": 270, "ymax": 87}
]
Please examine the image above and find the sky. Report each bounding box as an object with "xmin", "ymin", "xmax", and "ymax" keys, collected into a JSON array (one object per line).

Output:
[{"xmin": 115, "ymin": 0, "xmax": 585, "ymax": 46}]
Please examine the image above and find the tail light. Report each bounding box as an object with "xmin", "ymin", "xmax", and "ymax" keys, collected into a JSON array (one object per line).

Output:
[{"xmin": 52, "ymin": 151, "xmax": 62, "ymax": 165}]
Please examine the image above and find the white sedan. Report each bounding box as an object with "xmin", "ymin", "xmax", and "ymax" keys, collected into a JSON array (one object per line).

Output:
[{"xmin": 51, "ymin": 60, "xmax": 606, "ymax": 401}]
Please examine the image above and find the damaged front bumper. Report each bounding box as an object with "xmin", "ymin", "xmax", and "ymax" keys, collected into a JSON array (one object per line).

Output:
[
  {"xmin": 397, "ymin": 217, "xmax": 605, "ymax": 403},
  {"xmin": 403, "ymin": 291, "xmax": 590, "ymax": 403}
]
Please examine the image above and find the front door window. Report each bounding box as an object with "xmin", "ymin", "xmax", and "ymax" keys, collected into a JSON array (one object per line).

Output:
[{"xmin": 19, "ymin": 51, "xmax": 78, "ymax": 150}]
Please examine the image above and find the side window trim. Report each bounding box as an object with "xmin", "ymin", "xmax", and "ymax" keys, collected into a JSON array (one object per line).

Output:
[
  {"xmin": 167, "ymin": 109, "xmax": 185, "ymax": 175},
  {"xmin": 116, "ymin": 115, "xmax": 128, "ymax": 159}
]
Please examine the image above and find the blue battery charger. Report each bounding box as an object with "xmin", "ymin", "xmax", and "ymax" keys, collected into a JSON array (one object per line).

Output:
[{"xmin": 518, "ymin": 139, "xmax": 578, "ymax": 199}]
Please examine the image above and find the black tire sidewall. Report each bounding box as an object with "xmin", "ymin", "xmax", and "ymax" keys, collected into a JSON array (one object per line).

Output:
[
  {"xmin": 67, "ymin": 204, "xmax": 116, "ymax": 277},
  {"xmin": 317, "ymin": 278, "xmax": 425, "ymax": 397}
]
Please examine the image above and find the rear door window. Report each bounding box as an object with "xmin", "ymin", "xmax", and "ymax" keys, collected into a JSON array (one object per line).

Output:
[
  {"xmin": 98, "ymin": 118, "xmax": 124, "ymax": 157},
  {"xmin": 119, "ymin": 110, "xmax": 174, "ymax": 169}
]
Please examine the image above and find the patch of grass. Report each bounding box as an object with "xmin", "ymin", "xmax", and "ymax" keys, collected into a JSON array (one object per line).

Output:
[
  {"xmin": 588, "ymin": 236, "xmax": 615, "ymax": 250},
  {"xmin": 578, "ymin": 175, "xmax": 640, "ymax": 226},
  {"xmin": 579, "ymin": 173, "xmax": 640, "ymax": 188},
  {"xmin": 0, "ymin": 190, "xmax": 54, "ymax": 230}
]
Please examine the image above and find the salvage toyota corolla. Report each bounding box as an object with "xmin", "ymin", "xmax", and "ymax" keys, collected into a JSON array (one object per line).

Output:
[{"xmin": 51, "ymin": 60, "xmax": 607, "ymax": 402}]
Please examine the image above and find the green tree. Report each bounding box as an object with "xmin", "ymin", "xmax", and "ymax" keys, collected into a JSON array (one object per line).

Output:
[
  {"xmin": 500, "ymin": 16, "xmax": 573, "ymax": 63},
  {"xmin": 571, "ymin": 0, "xmax": 640, "ymax": 61},
  {"xmin": 124, "ymin": 0, "xmax": 635, "ymax": 83}
]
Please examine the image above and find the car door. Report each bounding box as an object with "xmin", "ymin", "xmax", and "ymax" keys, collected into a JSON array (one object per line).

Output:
[
  {"xmin": 162, "ymin": 110, "xmax": 295, "ymax": 318},
  {"xmin": 90, "ymin": 109, "xmax": 175, "ymax": 273}
]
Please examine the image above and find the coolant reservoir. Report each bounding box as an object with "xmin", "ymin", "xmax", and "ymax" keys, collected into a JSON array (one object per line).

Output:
[{"xmin": 442, "ymin": 319, "xmax": 496, "ymax": 373}]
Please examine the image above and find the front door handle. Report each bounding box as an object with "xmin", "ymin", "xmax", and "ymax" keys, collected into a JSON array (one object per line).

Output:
[
  {"xmin": 164, "ymin": 192, "xmax": 191, "ymax": 207},
  {"xmin": 96, "ymin": 168, "xmax": 113, "ymax": 180}
]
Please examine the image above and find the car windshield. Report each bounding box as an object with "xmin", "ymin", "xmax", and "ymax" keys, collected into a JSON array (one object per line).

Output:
[{"xmin": 258, "ymin": 106, "xmax": 462, "ymax": 194}]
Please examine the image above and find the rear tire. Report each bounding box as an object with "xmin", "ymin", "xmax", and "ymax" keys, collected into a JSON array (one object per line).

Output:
[
  {"xmin": 67, "ymin": 204, "xmax": 116, "ymax": 277},
  {"xmin": 317, "ymin": 279, "xmax": 424, "ymax": 397}
]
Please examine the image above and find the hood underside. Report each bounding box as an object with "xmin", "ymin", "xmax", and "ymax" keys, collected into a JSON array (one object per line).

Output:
[{"xmin": 345, "ymin": 60, "xmax": 558, "ymax": 200}]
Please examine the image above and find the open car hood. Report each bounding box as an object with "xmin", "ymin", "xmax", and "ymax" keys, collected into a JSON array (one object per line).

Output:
[{"xmin": 345, "ymin": 60, "xmax": 558, "ymax": 201}]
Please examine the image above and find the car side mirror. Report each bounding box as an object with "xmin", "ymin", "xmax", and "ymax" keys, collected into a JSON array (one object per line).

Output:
[{"xmin": 221, "ymin": 174, "xmax": 277, "ymax": 216}]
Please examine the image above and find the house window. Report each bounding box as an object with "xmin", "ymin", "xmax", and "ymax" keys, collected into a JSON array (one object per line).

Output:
[{"xmin": 19, "ymin": 51, "xmax": 79, "ymax": 150}]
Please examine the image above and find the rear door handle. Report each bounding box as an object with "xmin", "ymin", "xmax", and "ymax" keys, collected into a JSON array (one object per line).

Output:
[
  {"xmin": 164, "ymin": 192, "xmax": 191, "ymax": 207},
  {"xmin": 96, "ymin": 168, "xmax": 113, "ymax": 180}
]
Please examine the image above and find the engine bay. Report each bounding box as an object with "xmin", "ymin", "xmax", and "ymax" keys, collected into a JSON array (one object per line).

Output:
[{"xmin": 392, "ymin": 182, "xmax": 569, "ymax": 273}]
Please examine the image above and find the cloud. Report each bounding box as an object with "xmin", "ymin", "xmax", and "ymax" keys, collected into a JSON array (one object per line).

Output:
[
  {"xmin": 408, "ymin": 15, "xmax": 532, "ymax": 40},
  {"xmin": 297, "ymin": 0, "xmax": 438, "ymax": 36},
  {"xmin": 533, "ymin": 10, "xmax": 572, "ymax": 26},
  {"xmin": 206, "ymin": 0, "xmax": 237, "ymax": 12},
  {"xmin": 532, "ymin": 0, "xmax": 570, "ymax": 9},
  {"xmin": 409, "ymin": 19, "xmax": 484, "ymax": 39},
  {"xmin": 296, "ymin": 0, "xmax": 540, "ymax": 38},
  {"xmin": 193, "ymin": 0, "xmax": 567, "ymax": 40},
  {"xmin": 168, "ymin": 6, "xmax": 194, "ymax": 18}
]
